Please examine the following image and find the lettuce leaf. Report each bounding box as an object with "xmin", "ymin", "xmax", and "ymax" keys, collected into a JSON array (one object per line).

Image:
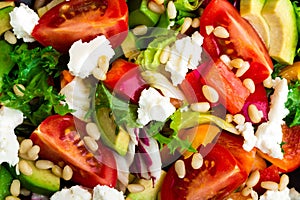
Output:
[{"xmin": 285, "ymin": 80, "xmax": 300, "ymax": 127}]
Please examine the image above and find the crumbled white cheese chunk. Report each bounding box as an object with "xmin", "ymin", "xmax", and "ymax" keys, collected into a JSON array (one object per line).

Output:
[
  {"xmin": 137, "ymin": 87, "xmax": 176, "ymax": 125},
  {"xmin": 9, "ymin": 3, "xmax": 39, "ymax": 42},
  {"xmin": 255, "ymin": 78, "xmax": 289, "ymax": 159},
  {"xmin": 68, "ymin": 35, "xmax": 115, "ymax": 78},
  {"xmin": 236, "ymin": 122, "xmax": 257, "ymax": 152},
  {"xmin": 50, "ymin": 185, "xmax": 91, "ymax": 200},
  {"xmin": 259, "ymin": 187, "xmax": 290, "ymax": 200},
  {"xmin": 93, "ymin": 185, "xmax": 124, "ymax": 200},
  {"xmin": 0, "ymin": 107, "xmax": 23, "ymax": 166},
  {"xmin": 165, "ymin": 31, "xmax": 203, "ymax": 86},
  {"xmin": 60, "ymin": 77, "xmax": 92, "ymax": 121}
]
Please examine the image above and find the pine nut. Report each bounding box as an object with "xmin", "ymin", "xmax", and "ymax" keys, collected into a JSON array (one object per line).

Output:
[
  {"xmin": 191, "ymin": 153, "xmax": 203, "ymax": 170},
  {"xmin": 10, "ymin": 179, "xmax": 20, "ymax": 197},
  {"xmin": 191, "ymin": 18, "xmax": 200, "ymax": 28},
  {"xmin": 18, "ymin": 160, "xmax": 33, "ymax": 176},
  {"xmin": 213, "ymin": 26, "xmax": 230, "ymax": 38},
  {"xmin": 132, "ymin": 25, "xmax": 148, "ymax": 36},
  {"xmin": 5, "ymin": 196, "xmax": 20, "ymax": 200},
  {"xmin": 127, "ymin": 184, "xmax": 145, "ymax": 193},
  {"xmin": 19, "ymin": 139, "xmax": 33, "ymax": 154},
  {"xmin": 13, "ymin": 84, "xmax": 25, "ymax": 97},
  {"xmin": 52, "ymin": 165, "xmax": 62, "ymax": 177},
  {"xmin": 261, "ymin": 181, "xmax": 279, "ymax": 191},
  {"xmin": 92, "ymin": 67, "xmax": 106, "ymax": 80},
  {"xmin": 154, "ymin": 0, "xmax": 164, "ymax": 4},
  {"xmin": 241, "ymin": 186, "xmax": 251, "ymax": 196},
  {"xmin": 278, "ymin": 174, "xmax": 289, "ymax": 191},
  {"xmin": 248, "ymin": 104, "xmax": 263, "ymax": 124},
  {"xmin": 202, "ymin": 85, "xmax": 219, "ymax": 103},
  {"xmin": 159, "ymin": 46, "xmax": 171, "ymax": 64},
  {"xmin": 62, "ymin": 165, "xmax": 73, "ymax": 181},
  {"xmin": 233, "ymin": 114, "xmax": 245, "ymax": 125},
  {"xmin": 4, "ymin": 31, "xmax": 17, "ymax": 45},
  {"xmin": 180, "ymin": 17, "xmax": 192, "ymax": 34},
  {"xmin": 148, "ymin": 1, "xmax": 165, "ymax": 14},
  {"xmin": 86, "ymin": 122, "xmax": 101, "ymax": 140},
  {"xmin": 243, "ymin": 78, "xmax": 255, "ymax": 94},
  {"xmin": 205, "ymin": 25, "xmax": 214, "ymax": 35},
  {"xmin": 20, "ymin": 188, "xmax": 31, "ymax": 196},
  {"xmin": 83, "ymin": 136, "xmax": 98, "ymax": 152},
  {"xmin": 246, "ymin": 170, "xmax": 260, "ymax": 188},
  {"xmin": 27, "ymin": 145, "xmax": 40, "ymax": 160},
  {"xmin": 190, "ymin": 102, "xmax": 210, "ymax": 113},
  {"xmin": 236, "ymin": 61, "xmax": 250, "ymax": 77},
  {"xmin": 225, "ymin": 114, "xmax": 233, "ymax": 123},
  {"xmin": 35, "ymin": 160, "xmax": 54, "ymax": 170},
  {"xmin": 220, "ymin": 54, "xmax": 231, "ymax": 67},
  {"xmin": 175, "ymin": 160, "xmax": 186, "ymax": 178},
  {"xmin": 263, "ymin": 76, "xmax": 273, "ymax": 88},
  {"xmin": 167, "ymin": 1, "xmax": 177, "ymax": 19},
  {"xmin": 229, "ymin": 58, "xmax": 244, "ymax": 69}
]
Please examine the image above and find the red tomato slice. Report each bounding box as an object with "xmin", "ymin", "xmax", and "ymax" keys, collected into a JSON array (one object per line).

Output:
[
  {"xmin": 258, "ymin": 125, "xmax": 300, "ymax": 172},
  {"xmin": 30, "ymin": 114, "xmax": 117, "ymax": 188},
  {"xmin": 32, "ymin": 0, "xmax": 128, "ymax": 52},
  {"xmin": 160, "ymin": 144, "xmax": 247, "ymax": 199},
  {"xmin": 217, "ymin": 131, "xmax": 256, "ymax": 175},
  {"xmin": 199, "ymin": 0, "xmax": 273, "ymax": 83},
  {"xmin": 253, "ymin": 165, "xmax": 280, "ymax": 195}
]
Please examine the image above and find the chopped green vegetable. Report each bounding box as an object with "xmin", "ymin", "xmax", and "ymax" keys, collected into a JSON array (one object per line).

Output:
[
  {"xmin": 0, "ymin": 44, "xmax": 71, "ymax": 126},
  {"xmin": 174, "ymin": 0, "xmax": 203, "ymax": 11},
  {"xmin": 0, "ymin": 40, "xmax": 15, "ymax": 92},
  {"xmin": 285, "ymin": 80, "xmax": 300, "ymax": 127}
]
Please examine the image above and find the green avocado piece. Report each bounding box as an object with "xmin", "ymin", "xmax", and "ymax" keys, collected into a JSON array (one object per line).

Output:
[
  {"xmin": 0, "ymin": 6, "xmax": 14, "ymax": 36},
  {"xmin": 0, "ymin": 165, "xmax": 13, "ymax": 199},
  {"xmin": 9, "ymin": 159, "xmax": 60, "ymax": 196},
  {"xmin": 126, "ymin": 171, "xmax": 167, "ymax": 200},
  {"xmin": 262, "ymin": 0, "xmax": 298, "ymax": 65},
  {"xmin": 128, "ymin": 0, "xmax": 161, "ymax": 28}
]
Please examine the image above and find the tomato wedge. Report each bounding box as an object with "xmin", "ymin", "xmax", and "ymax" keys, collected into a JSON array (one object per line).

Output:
[
  {"xmin": 160, "ymin": 144, "xmax": 247, "ymax": 199},
  {"xmin": 258, "ymin": 124, "xmax": 300, "ymax": 172},
  {"xmin": 30, "ymin": 115, "xmax": 117, "ymax": 188},
  {"xmin": 32, "ymin": 0, "xmax": 128, "ymax": 52},
  {"xmin": 199, "ymin": 0, "xmax": 273, "ymax": 83}
]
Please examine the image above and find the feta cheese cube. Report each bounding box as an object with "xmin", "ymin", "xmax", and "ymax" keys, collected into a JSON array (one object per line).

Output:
[{"xmin": 93, "ymin": 185, "xmax": 124, "ymax": 200}]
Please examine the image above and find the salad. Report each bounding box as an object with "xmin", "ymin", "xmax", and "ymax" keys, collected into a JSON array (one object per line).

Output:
[{"xmin": 0, "ymin": 0, "xmax": 300, "ymax": 199}]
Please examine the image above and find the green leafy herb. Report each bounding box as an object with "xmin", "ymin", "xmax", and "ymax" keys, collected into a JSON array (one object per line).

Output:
[
  {"xmin": 285, "ymin": 80, "xmax": 300, "ymax": 127},
  {"xmin": 0, "ymin": 44, "xmax": 71, "ymax": 126}
]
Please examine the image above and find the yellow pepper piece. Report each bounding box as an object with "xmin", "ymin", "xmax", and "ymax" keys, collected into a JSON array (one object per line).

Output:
[{"xmin": 279, "ymin": 61, "xmax": 300, "ymax": 82}]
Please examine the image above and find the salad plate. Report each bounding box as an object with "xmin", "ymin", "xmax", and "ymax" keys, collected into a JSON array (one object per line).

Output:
[{"xmin": 0, "ymin": 0, "xmax": 300, "ymax": 199}]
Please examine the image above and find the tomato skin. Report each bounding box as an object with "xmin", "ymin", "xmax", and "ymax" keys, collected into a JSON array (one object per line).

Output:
[
  {"xmin": 30, "ymin": 114, "xmax": 117, "ymax": 188},
  {"xmin": 160, "ymin": 144, "xmax": 247, "ymax": 200},
  {"xmin": 253, "ymin": 165, "xmax": 280, "ymax": 195},
  {"xmin": 258, "ymin": 125, "xmax": 300, "ymax": 173},
  {"xmin": 200, "ymin": 0, "xmax": 273, "ymax": 84},
  {"xmin": 32, "ymin": 0, "xmax": 128, "ymax": 52}
]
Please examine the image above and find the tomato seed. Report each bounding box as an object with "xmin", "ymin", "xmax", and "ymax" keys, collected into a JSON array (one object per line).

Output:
[
  {"xmin": 19, "ymin": 139, "xmax": 33, "ymax": 154},
  {"xmin": 180, "ymin": 17, "xmax": 192, "ymax": 34},
  {"xmin": 18, "ymin": 160, "xmax": 33, "ymax": 176},
  {"xmin": 167, "ymin": 1, "xmax": 177, "ymax": 20},
  {"xmin": 10, "ymin": 179, "xmax": 20, "ymax": 197},
  {"xmin": 246, "ymin": 170, "xmax": 260, "ymax": 188},
  {"xmin": 202, "ymin": 85, "xmax": 219, "ymax": 103},
  {"xmin": 279, "ymin": 174, "xmax": 289, "ymax": 191},
  {"xmin": 261, "ymin": 181, "xmax": 279, "ymax": 191},
  {"xmin": 148, "ymin": 1, "xmax": 165, "ymax": 14},
  {"xmin": 190, "ymin": 102, "xmax": 210, "ymax": 113},
  {"xmin": 127, "ymin": 184, "xmax": 145, "ymax": 193},
  {"xmin": 191, "ymin": 153, "xmax": 203, "ymax": 170},
  {"xmin": 62, "ymin": 165, "xmax": 73, "ymax": 181},
  {"xmin": 175, "ymin": 160, "xmax": 186, "ymax": 179},
  {"xmin": 35, "ymin": 160, "xmax": 54, "ymax": 170}
]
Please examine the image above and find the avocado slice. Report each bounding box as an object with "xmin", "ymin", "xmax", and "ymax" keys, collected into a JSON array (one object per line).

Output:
[
  {"xmin": 126, "ymin": 171, "xmax": 167, "ymax": 200},
  {"xmin": 0, "ymin": 165, "xmax": 13, "ymax": 199},
  {"xmin": 9, "ymin": 159, "xmax": 60, "ymax": 196},
  {"xmin": 240, "ymin": 0, "xmax": 270, "ymax": 48},
  {"xmin": 0, "ymin": 6, "xmax": 14, "ymax": 36},
  {"xmin": 262, "ymin": 0, "xmax": 298, "ymax": 65}
]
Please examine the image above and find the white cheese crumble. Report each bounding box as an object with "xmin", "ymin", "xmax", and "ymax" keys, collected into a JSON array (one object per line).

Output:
[
  {"xmin": 259, "ymin": 187, "xmax": 290, "ymax": 200},
  {"xmin": 289, "ymin": 188, "xmax": 300, "ymax": 200},
  {"xmin": 68, "ymin": 35, "xmax": 115, "ymax": 78},
  {"xmin": 137, "ymin": 87, "xmax": 176, "ymax": 125},
  {"xmin": 236, "ymin": 122, "xmax": 257, "ymax": 152},
  {"xmin": 255, "ymin": 78, "xmax": 289, "ymax": 159},
  {"xmin": 60, "ymin": 77, "xmax": 92, "ymax": 122},
  {"xmin": 9, "ymin": 3, "xmax": 39, "ymax": 42},
  {"xmin": 0, "ymin": 106, "xmax": 23, "ymax": 166},
  {"xmin": 93, "ymin": 185, "xmax": 124, "ymax": 200},
  {"xmin": 50, "ymin": 185, "xmax": 91, "ymax": 200},
  {"xmin": 165, "ymin": 31, "xmax": 203, "ymax": 86}
]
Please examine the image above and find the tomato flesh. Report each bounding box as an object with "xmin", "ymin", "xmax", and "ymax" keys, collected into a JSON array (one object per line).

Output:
[
  {"xmin": 32, "ymin": 0, "xmax": 128, "ymax": 52},
  {"xmin": 30, "ymin": 114, "xmax": 117, "ymax": 188},
  {"xmin": 161, "ymin": 144, "xmax": 247, "ymax": 199},
  {"xmin": 200, "ymin": 0, "xmax": 273, "ymax": 84}
]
